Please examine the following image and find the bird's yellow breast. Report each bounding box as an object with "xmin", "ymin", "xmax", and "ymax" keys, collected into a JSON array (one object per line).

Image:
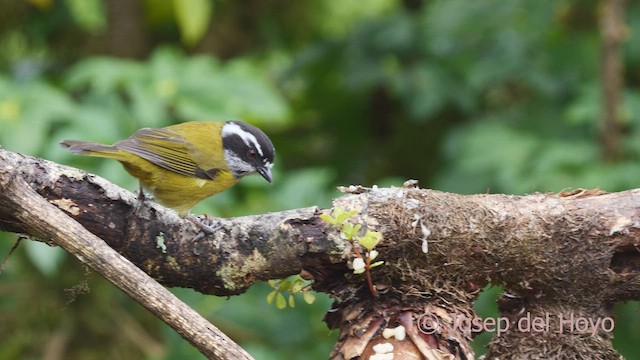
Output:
[{"xmin": 122, "ymin": 160, "xmax": 237, "ymax": 217}]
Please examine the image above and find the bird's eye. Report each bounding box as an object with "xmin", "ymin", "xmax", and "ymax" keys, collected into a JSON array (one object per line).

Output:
[{"xmin": 247, "ymin": 150, "xmax": 257, "ymax": 159}]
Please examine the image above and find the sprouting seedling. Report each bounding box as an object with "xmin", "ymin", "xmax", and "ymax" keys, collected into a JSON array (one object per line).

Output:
[
  {"xmin": 319, "ymin": 207, "xmax": 358, "ymax": 227},
  {"xmin": 266, "ymin": 275, "xmax": 316, "ymax": 309},
  {"xmin": 321, "ymin": 207, "xmax": 384, "ymax": 298}
]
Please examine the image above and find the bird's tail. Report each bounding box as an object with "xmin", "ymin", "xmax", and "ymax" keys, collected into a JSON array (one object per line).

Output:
[{"xmin": 60, "ymin": 140, "xmax": 126, "ymax": 161}]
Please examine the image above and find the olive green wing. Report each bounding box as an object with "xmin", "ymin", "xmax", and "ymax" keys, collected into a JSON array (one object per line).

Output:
[{"xmin": 115, "ymin": 127, "xmax": 220, "ymax": 179}]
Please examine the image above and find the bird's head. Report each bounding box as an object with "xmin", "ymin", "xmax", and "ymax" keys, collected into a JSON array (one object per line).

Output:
[{"xmin": 222, "ymin": 121, "xmax": 275, "ymax": 183}]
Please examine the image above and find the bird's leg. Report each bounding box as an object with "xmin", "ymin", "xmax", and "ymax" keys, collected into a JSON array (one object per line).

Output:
[
  {"xmin": 137, "ymin": 185, "xmax": 146, "ymax": 204},
  {"xmin": 132, "ymin": 184, "xmax": 220, "ymax": 241},
  {"xmin": 131, "ymin": 185, "xmax": 144, "ymax": 215},
  {"xmin": 132, "ymin": 185, "xmax": 149, "ymax": 215},
  {"xmin": 188, "ymin": 214, "xmax": 222, "ymax": 242}
]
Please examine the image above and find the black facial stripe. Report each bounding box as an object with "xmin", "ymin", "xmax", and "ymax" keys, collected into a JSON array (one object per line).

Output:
[
  {"xmin": 222, "ymin": 134, "xmax": 249, "ymax": 156},
  {"xmin": 223, "ymin": 121, "xmax": 275, "ymax": 163}
]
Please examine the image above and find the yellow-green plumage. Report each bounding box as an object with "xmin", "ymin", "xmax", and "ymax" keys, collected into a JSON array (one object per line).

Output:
[{"xmin": 61, "ymin": 121, "xmax": 238, "ymax": 217}]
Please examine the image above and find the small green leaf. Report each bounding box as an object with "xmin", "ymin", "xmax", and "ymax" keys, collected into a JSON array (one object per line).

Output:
[
  {"xmin": 275, "ymin": 293, "xmax": 287, "ymax": 309},
  {"xmin": 322, "ymin": 207, "xmax": 358, "ymax": 226},
  {"xmin": 335, "ymin": 209, "xmax": 358, "ymax": 225},
  {"xmin": 370, "ymin": 261, "xmax": 385, "ymax": 268},
  {"xmin": 65, "ymin": 0, "xmax": 107, "ymax": 34},
  {"xmin": 342, "ymin": 222, "xmax": 361, "ymax": 240},
  {"xmin": 291, "ymin": 278, "xmax": 305, "ymax": 293},
  {"xmin": 303, "ymin": 291, "xmax": 316, "ymax": 304},
  {"xmin": 288, "ymin": 294, "xmax": 296, "ymax": 308},
  {"xmin": 319, "ymin": 213, "xmax": 337, "ymax": 225},
  {"xmin": 358, "ymin": 231, "xmax": 382, "ymax": 251},
  {"xmin": 278, "ymin": 278, "xmax": 293, "ymax": 291},
  {"xmin": 267, "ymin": 279, "xmax": 277, "ymax": 288},
  {"xmin": 266, "ymin": 290, "xmax": 276, "ymax": 304},
  {"xmin": 173, "ymin": 0, "xmax": 213, "ymax": 47}
]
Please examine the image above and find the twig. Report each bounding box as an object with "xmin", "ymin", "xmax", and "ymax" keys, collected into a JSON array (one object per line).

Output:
[
  {"xmin": 0, "ymin": 236, "xmax": 22, "ymax": 275},
  {"xmin": 0, "ymin": 161, "xmax": 253, "ymax": 360}
]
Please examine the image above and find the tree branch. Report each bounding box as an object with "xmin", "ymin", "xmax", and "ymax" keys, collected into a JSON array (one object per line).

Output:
[
  {"xmin": 0, "ymin": 148, "xmax": 340, "ymax": 296},
  {"xmin": 1, "ymin": 147, "xmax": 639, "ymax": 359},
  {"xmin": 0, "ymin": 150, "xmax": 253, "ymax": 360}
]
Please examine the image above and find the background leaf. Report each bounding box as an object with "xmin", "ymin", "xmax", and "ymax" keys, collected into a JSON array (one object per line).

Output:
[
  {"xmin": 172, "ymin": 0, "xmax": 213, "ymax": 47},
  {"xmin": 23, "ymin": 241, "xmax": 65, "ymax": 276},
  {"xmin": 1, "ymin": 1, "xmax": 639, "ymax": 359},
  {"xmin": 65, "ymin": 0, "xmax": 107, "ymax": 34}
]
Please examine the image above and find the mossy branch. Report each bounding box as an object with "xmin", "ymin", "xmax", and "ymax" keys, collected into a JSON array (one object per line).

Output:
[
  {"xmin": 1, "ymin": 148, "xmax": 639, "ymax": 359},
  {"xmin": 0, "ymin": 150, "xmax": 253, "ymax": 360}
]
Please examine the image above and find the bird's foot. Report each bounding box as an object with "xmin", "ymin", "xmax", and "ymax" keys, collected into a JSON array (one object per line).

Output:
[{"xmin": 188, "ymin": 214, "xmax": 222, "ymax": 242}]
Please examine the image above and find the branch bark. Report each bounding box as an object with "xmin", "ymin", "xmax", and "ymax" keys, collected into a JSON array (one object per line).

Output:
[
  {"xmin": 1, "ymin": 148, "xmax": 639, "ymax": 359},
  {"xmin": 0, "ymin": 151, "xmax": 252, "ymax": 360}
]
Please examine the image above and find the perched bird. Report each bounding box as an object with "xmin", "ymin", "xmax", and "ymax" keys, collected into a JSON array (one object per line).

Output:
[{"xmin": 61, "ymin": 121, "xmax": 275, "ymax": 217}]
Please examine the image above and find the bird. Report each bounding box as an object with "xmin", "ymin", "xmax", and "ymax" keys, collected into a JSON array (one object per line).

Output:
[{"xmin": 60, "ymin": 120, "xmax": 275, "ymax": 218}]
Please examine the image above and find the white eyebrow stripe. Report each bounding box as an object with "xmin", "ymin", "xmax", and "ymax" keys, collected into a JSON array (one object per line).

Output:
[{"xmin": 222, "ymin": 122, "xmax": 263, "ymax": 156}]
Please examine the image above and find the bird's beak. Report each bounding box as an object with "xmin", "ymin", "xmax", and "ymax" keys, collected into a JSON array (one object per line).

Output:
[{"xmin": 257, "ymin": 167, "xmax": 272, "ymax": 183}]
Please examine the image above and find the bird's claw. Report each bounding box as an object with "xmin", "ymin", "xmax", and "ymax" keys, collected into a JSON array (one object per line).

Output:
[{"xmin": 188, "ymin": 214, "xmax": 222, "ymax": 242}]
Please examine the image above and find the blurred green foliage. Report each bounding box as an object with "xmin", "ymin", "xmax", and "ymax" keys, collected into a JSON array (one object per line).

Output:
[{"xmin": 1, "ymin": 0, "xmax": 640, "ymax": 358}]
